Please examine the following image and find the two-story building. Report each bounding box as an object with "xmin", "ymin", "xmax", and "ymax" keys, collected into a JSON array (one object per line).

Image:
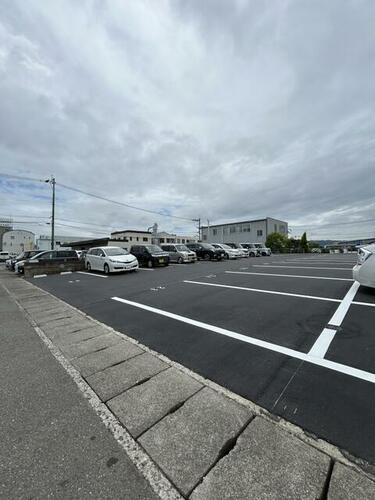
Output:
[{"xmin": 201, "ymin": 217, "xmax": 288, "ymax": 244}]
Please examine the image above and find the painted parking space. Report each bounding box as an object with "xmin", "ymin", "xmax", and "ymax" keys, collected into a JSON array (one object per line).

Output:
[{"xmin": 25, "ymin": 253, "xmax": 375, "ymax": 463}]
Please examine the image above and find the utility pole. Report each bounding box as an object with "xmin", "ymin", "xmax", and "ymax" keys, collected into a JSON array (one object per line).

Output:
[
  {"xmin": 193, "ymin": 218, "xmax": 201, "ymax": 241},
  {"xmin": 45, "ymin": 176, "xmax": 56, "ymax": 250}
]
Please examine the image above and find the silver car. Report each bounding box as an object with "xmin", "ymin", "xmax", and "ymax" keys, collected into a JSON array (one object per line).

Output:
[{"xmin": 160, "ymin": 244, "xmax": 196, "ymax": 263}]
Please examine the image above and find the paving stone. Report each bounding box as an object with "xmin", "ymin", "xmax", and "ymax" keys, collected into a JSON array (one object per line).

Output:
[
  {"xmin": 34, "ymin": 310, "xmax": 76, "ymax": 325},
  {"xmin": 53, "ymin": 326, "xmax": 108, "ymax": 347},
  {"xmin": 191, "ymin": 416, "xmax": 331, "ymax": 500},
  {"xmin": 60, "ymin": 333, "xmax": 122, "ymax": 360},
  {"xmin": 43, "ymin": 319, "xmax": 94, "ymax": 337},
  {"xmin": 72, "ymin": 340, "xmax": 143, "ymax": 377},
  {"xmin": 29, "ymin": 307, "xmax": 74, "ymax": 320},
  {"xmin": 87, "ymin": 352, "xmax": 167, "ymax": 402},
  {"xmin": 108, "ymin": 367, "xmax": 202, "ymax": 438},
  {"xmin": 139, "ymin": 387, "xmax": 252, "ymax": 496},
  {"xmin": 36, "ymin": 315, "xmax": 85, "ymax": 329},
  {"xmin": 24, "ymin": 301, "xmax": 61, "ymax": 313},
  {"xmin": 328, "ymin": 462, "xmax": 375, "ymax": 499}
]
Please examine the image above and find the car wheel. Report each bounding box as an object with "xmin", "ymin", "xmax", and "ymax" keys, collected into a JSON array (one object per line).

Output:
[
  {"xmin": 204, "ymin": 253, "xmax": 210, "ymax": 261},
  {"xmin": 147, "ymin": 259, "xmax": 153, "ymax": 268},
  {"xmin": 104, "ymin": 263, "xmax": 110, "ymax": 274},
  {"xmin": 178, "ymin": 257, "xmax": 183, "ymax": 264},
  {"xmin": 225, "ymin": 254, "xmax": 229, "ymax": 260},
  {"xmin": 86, "ymin": 262, "xmax": 91, "ymax": 271}
]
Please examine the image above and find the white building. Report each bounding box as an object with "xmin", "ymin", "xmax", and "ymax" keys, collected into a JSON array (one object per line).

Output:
[
  {"xmin": 155, "ymin": 231, "xmax": 198, "ymax": 245},
  {"xmin": 2, "ymin": 230, "xmax": 35, "ymax": 255},
  {"xmin": 201, "ymin": 217, "xmax": 288, "ymax": 244},
  {"xmin": 36, "ymin": 235, "xmax": 90, "ymax": 251},
  {"xmin": 110, "ymin": 230, "xmax": 152, "ymax": 251}
]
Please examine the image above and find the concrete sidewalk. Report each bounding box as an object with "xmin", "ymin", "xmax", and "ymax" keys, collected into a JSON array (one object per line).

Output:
[
  {"xmin": 0, "ymin": 275, "xmax": 159, "ymax": 499},
  {"xmin": 1, "ymin": 268, "xmax": 375, "ymax": 499}
]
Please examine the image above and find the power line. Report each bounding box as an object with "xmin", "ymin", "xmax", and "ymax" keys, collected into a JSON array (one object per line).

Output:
[
  {"xmin": 0, "ymin": 172, "xmax": 47, "ymax": 183},
  {"xmin": 57, "ymin": 182, "xmax": 196, "ymax": 222}
]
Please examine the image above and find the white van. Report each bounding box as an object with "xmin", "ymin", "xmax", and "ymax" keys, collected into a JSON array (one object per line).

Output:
[{"xmin": 0, "ymin": 251, "xmax": 12, "ymax": 262}]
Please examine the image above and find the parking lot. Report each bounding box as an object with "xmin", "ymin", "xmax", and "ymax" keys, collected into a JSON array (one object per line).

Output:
[{"xmin": 26, "ymin": 253, "xmax": 375, "ymax": 464}]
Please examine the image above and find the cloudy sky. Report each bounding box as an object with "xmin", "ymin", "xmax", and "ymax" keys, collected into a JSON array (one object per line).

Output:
[{"xmin": 0, "ymin": 0, "xmax": 374, "ymax": 241}]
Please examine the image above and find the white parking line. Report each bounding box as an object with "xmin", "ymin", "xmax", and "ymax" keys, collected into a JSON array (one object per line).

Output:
[
  {"xmin": 136, "ymin": 268, "xmax": 154, "ymax": 271},
  {"xmin": 226, "ymin": 271, "xmax": 353, "ymax": 282},
  {"xmin": 111, "ymin": 296, "xmax": 375, "ymax": 385},
  {"xmin": 60, "ymin": 271, "xmax": 72, "ymax": 275},
  {"xmin": 308, "ymin": 281, "xmax": 361, "ymax": 358},
  {"xmin": 184, "ymin": 279, "xmax": 375, "ymax": 309},
  {"xmin": 77, "ymin": 271, "xmax": 108, "ymax": 278},
  {"xmin": 253, "ymin": 265, "xmax": 352, "ymax": 271},
  {"xmin": 308, "ymin": 328, "xmax": 337, "ymax": 358},
  {"xmin": 327, "ymin": 281, "xmax": 361, "ymax": 326},
  {"xmin": 33, "ymin": 274, "xmax": 47, "ymax": 278},
  {"xmin": 183, "ymin": 280, "xmax": 341, "ymax": 304}
]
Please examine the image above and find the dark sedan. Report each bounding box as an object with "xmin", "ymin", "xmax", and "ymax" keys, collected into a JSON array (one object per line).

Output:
[
  {"xmin": 130, "ymin": 244, "xmax": 170, "ymax": 268},
  {"xmin": 186, "ymin": 243, "xmax": 225, "ymax": 261}
]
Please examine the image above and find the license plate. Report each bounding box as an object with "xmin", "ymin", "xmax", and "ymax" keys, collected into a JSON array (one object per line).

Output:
[{"xmin": 159, "ymin": 258, "xmax": 164, "ymax": 263}]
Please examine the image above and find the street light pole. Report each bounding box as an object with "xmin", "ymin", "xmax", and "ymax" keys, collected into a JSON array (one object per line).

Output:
[
  {"xmin": 51, "ymin": 176, "xmax": 55, "ymax": 250},
  {"xmin": 45, "ymin": 176, "xmax": 56, "ymax": 250}
]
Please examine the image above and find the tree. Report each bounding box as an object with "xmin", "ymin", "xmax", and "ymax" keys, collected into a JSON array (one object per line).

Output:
[
  {"xmin": 300, "ymin": 232, "xmax": 309, "ymax": 253},
  {"xmin": 265, "ymin": 232, "xmax": 289, "ymax": 253}
]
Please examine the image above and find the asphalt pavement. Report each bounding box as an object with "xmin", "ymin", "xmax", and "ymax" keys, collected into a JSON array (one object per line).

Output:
[{"xmin": 24, "ymin": 253, "xmax": 375, "ymax": 465}]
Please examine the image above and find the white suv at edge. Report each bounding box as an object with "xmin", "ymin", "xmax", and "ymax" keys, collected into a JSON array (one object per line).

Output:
[{"xmin": 85, "ymin": 246, "xmax": 138, "ymax": 274}]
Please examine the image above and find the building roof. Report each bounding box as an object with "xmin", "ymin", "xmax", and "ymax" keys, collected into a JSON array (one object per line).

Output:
[
  {"xmin": 111, "ymin": 230, "xmax": 152, "ymax": 235},
  {"xmin": 201, "ymin": 217, "xmax": 288, "ymax": 229},
  {"xmin": 61, "ymin": 238, "xmax": 110, "ymax": 247}
]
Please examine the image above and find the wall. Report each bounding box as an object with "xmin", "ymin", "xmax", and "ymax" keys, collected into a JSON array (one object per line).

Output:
[
  {"xmin": 23, "ymin": 260, "xmax": 85, "ymax": 278},
  {"xmin": 2, "ymin": 230, "xmax": 35, "ymax": 255},
  {"xmin": 266, "ymin": 218, "xmax": 288, "ymax": 237},
  {"xmin": 202, "ymin": 220, "xmax": 268, "ymax": 244}
]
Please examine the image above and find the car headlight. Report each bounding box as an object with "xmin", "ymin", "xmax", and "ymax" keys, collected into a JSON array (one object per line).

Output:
[{"xmin": 357, "ymin": 248, "xmax": 373, "ymax": 265}]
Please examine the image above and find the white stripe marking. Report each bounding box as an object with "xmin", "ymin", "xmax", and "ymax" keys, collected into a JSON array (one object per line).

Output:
[
  {"xmin": 137, "ymin": 268, "xmax": 154, "ymax": 271},
  {"xmin": 308, "ymin": 328, "xmax": 337, "ymax": 357},
  {"xmin": 33, "ymin": 274, "xmax": 47, "ymax": 278},
  {"xmin": 253, "ymin": 265, "xmax": 352, "ymax": 271},
  {"xmin": 183, "ymin": 280, "xmax": 341, "ymax": 304},
  {"xmin": 308, "ymin": 281, "xmax": 361, "ymax": 358},
  {"xmin": 77, "ymin": 271, "xmax": 108, "ymax": 278},
  {"xmin": 226, "ymin": 271, "xmax": 353, "ymax": 282},
  {"xmin": 60, "ymin": 271, "xmax": 72, "ymax": 275},
  {"xmin": 111, "ymin": 297, "xmax": 375, "ymax": 385},
  {"xmin": 326, "ymin": 281, "xmax": 361, "ymax": 326}
]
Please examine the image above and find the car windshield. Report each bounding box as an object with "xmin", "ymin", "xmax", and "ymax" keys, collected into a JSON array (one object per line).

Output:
[
  {"xmin": 255, "ymin": 244, "xmax": 263, "ymax": 248},
  {"xmin": 104, "ymin": 247, "xmax": 129, "ymax": 256},
  {"xmin": 175, "ymin": 244, "xmax": 189, "ymax": 251},
  {"xmin": 146, "ymin": 245, "xmax": 163, "ymax": 253},
  {"xmin": 220, "ymin": 244, "xmax": 231, "ymax": 249},
  {"xmin": 202, "ymin": 244, "xmax": 215, "ymax": 250}
]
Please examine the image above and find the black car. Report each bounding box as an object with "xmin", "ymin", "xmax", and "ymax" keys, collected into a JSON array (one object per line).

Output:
[
  {"xmin": 16, "ymin": 250, "xmax": 79, "ymax": 273},
  {"xmin": 7, "ymin": 250, "xmax": 41, "ymax": 271},
  {"xmin": 186, "ymin": 243, "xmax": 225, "ymax": 261},
  {"xmin": 130, "ymin": 244, "xmax": 170, "ymax": 268}
]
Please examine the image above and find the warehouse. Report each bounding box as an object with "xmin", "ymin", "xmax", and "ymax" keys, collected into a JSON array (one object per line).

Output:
[{"xmin": 201, "ymin": 217, "xmax": 288, "ymax": 244}]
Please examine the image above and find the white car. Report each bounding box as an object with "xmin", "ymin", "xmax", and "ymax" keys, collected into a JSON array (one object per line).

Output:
[
  {"xmin": 0, "ymin": 251, "xmax": 13, "ymax": 262},
  {"xmin": 212, "ymin": 243, "xmax": 240, "ymax": 259},
  {"xmin": 225, "ymin": 243, "xmax": 250, "ymax": 257},
  {"xmin": 85, "ymin": 246, "xmax": 139, "ymax": 274},
  {"xmin": 254, "ymin": 243, "xmax": 272, "ymax": 256},
  {"xmin": 353, "ymin": 244, "xmax": 375, "ymax": 288}
]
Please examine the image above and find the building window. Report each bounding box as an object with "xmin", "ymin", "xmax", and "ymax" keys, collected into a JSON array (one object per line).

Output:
[
  {"xmin": 182, "ymin": 239, "xmax": 185, "ymax": 243},
  {"xmin": 223, "ymin": 227, "xmax": 227, "ymax": 235},
  {"xmin": 230, "ymin": 226, "xmax": 236, "ymax": 233},
  {"xmin": 242, "ymin": 224, "xmax": 250, "ymax": 232},
  {"xmin": 11, "ymin": 236, "xmax": 15, "ymax": 240},
  {"xmin": 279, "ymin": 225, "xmax": 285, "ymax": 233},
  {"xmin": 257, "ymin": 230, "xmax": 263, "ymax": 237},
  {"xmin": 136, "ymin": 237, "xmax": 139, "ymax": 241},
  {"xmin": 274, "ymin": 224, "xmax": 277, "ymax": 232},
  {"xmin": 159, "ymin": 238, "xmax": 165, "ymax": 243},
  {"xmin": 213, "ymin": 229, "xmax": 217, "ymax": 236},
  {"xmin": 203, "ymin": 234, "xmax": 207, "ymax": 240},
  {"xmin": 129, "ymin": 236, "xmax": 132, "ymax": 241},
  {"xmin": 143, "ymin": 237, "xmax": 148, "ymax": 242}
]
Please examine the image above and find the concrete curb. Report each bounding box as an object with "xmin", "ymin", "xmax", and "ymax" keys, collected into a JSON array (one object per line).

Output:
[{"xmin": 2, "ymin": 271, "xmax": 375, "ymax": 499}]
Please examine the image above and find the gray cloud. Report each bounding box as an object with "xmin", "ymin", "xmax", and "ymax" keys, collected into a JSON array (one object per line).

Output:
[{"xmin": 0, "ymin": 0, "xmax": 374, "ymax": 240}]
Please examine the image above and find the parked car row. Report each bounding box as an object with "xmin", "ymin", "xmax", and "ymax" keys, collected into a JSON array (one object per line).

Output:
[{"xmin": 3, "ymin": 241, "xmax": 272, "ymax": 276}]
